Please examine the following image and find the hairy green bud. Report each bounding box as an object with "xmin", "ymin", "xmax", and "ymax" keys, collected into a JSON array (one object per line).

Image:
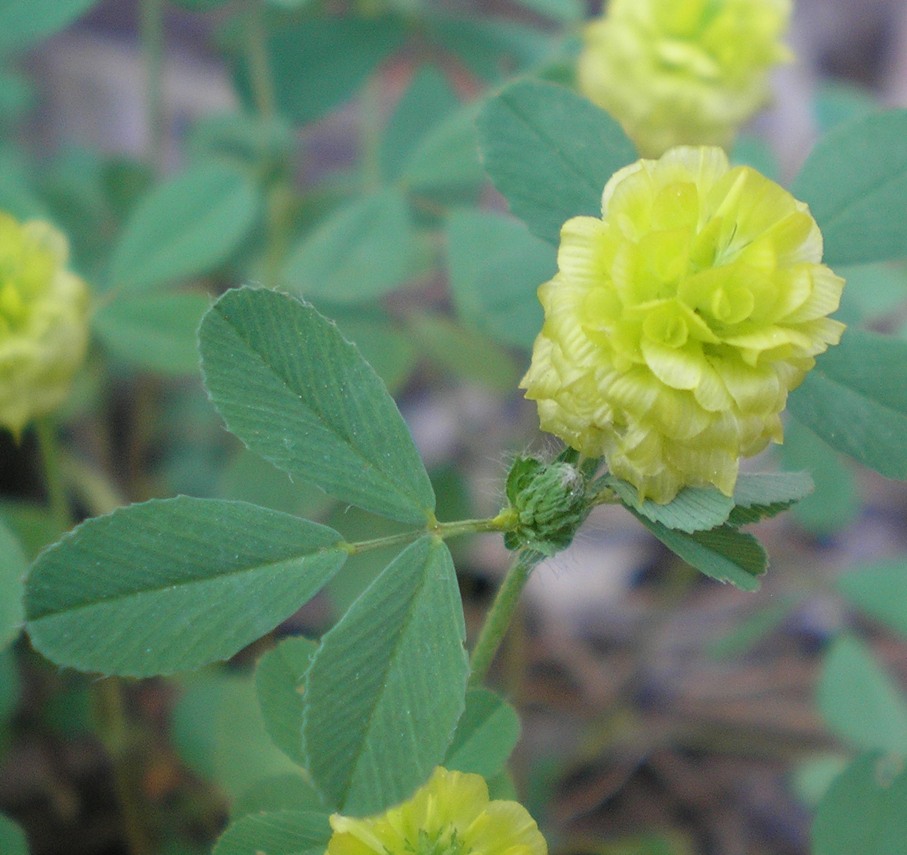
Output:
[{"xmin": 503, "ymin": 456, "xmax": 591, "ymax": 556}]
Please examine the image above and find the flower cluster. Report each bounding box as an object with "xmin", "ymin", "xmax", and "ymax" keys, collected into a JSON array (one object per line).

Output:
[
  {"xmin": 578, "ymin": 0, "xmax": 792, "ymax": 156},
  {"xmin": 521, "ymin": 146, "xmax": 844, "ymax": 504},
  {"xmin": 327, "ymin": 767, "xmax": 546, "ymax": 855},
  {"xmin": 0, "ymin": 213, "xmax": 89, "ymax": 436}
]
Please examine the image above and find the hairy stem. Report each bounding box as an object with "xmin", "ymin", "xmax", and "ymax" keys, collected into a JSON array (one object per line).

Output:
[{"xmin": 468, "ymin": 550, "xmax": 540, "ymax": 687}]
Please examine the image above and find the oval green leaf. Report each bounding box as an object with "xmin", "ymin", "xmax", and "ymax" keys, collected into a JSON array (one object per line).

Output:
[
  {"xmin": 93, "ymin": 292, "xmax": 211, "ymax": 375},
  {"xmin": 281, "ymin": 189, "xmax": 421, "ymax": 303},
  {"xmin": 199, "ymin": 287, "xmax": 435, "ymax": 524},
  {"xmin": 446, "ymin": 209, "xmax": 553, "ymax": 350},
  {"xmin": 233, "ymin": 18, "xmax": 405, "ymax": 126},
  {"xmin": 607, "ymin": 475, "xmax": 734, "ymax": 534},
  {"xmin": 812, "ymin": 753, "xmax": 907, "ymax": 855},
  {"xmin": 255, "ymin": 636, "xmax": 317, "ymax": 767},
  {"xmin": 0, "ymin": 0, "xmax": 97, "ymax": 53},
  {"xmin": 726, "ymin": 471, "xmax": 814, "ymax": 526},
  {"xmin": 443, "ymin": 688, "xmax": 520, "ymax": 778},
  {"xmin": 26, "ymin": 497, "xmax": 347, "ymax": 676},
  {"xmin": 837, "ymin": 560, "xmax": 907, "ymax": 639},
  {"xmin": 818, "ymin": 635, "xmax": 907, "ymax": 754},
  {"xmin": 303, "ymin": 537, "xmax": 468, "ymax": 816},
  {"xmin": 0, "ymin": 517, "xmax": 26, "ymax": 649},
  {"xmin": 476, "ymin": 79, "xmax": 637, "ymax": 244},
  {"xmin": 214, "ymin": 810, "xmax": 331, "ymax": 855},
  {"xmin": 787, "ymin": 329, "xmax": 907, "ymax": 479},
  {"xmin": 0, "ymin": 814, "xmax": 27, "ymax": 855},
  {"xmin": 633, "ymin": 517, "xmax": 767, "ymax": 590},
  {"xmin": 107, "ymin": 162, "xmax": 261, "ymax": 292},
  {"xmin": 792, "ymin": 110, "xmax": 907, "ymax": 265}
]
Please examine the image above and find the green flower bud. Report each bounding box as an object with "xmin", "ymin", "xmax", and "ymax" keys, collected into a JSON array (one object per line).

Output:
[
  {"xmin": 504, "ymin": 456, "xmax": 591, "ymax": 556},
  {"xmin": 0, "ymin": 213, "xmax": 89, "ymax": 437}
]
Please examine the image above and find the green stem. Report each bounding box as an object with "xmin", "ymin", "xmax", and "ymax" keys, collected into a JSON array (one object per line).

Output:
[
  {"xmin": 245, "ymin": 0, "xmax": 276, "ymax": 119},
  {"xmin": 360, "ymin": 75, "xmax": 382, "ymax": 191},
  {"xmin": 92, "ymin": 680, "xmax": 152, "ymax": 855},
  {"xmin": 343, "ymin": 509, "xmax": 518, "ymax": 556},
  {"xmin": 34, "ymin": 417, "xmax": 69, "ymax": 532},
  {"xmin": 468, "ymin": 550, "xmax": 540, "ymax": 687},
  {"xmin": 140, "ymin": 0, "xmax": 166, "ymax": 172}
]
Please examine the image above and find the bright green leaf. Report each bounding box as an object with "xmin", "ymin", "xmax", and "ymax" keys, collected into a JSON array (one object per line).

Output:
[
  {"xmin": 214, "ymin": 810, "xmax": 331, "ymax": 855},
  {"xmin": 173, "ymin": 671, "xmax": 301, "ymax": 798},
  {"xmin": 0, "ymin": 649, "xmax": 19, "ymax": 722},
  {"xmin": 400, "ymin": 105, "xmax": 483, "ymax": 199},
  {"xmin": 26, "ymin": 497, "xmax": 347, "ymax": 676},
  {"xmin": 780, "ymin": 419, "xmax": 858, "ymax": 534},
  {"xmin": 813, "ymin": 82, "xmax": 879, "ymax": 135},
  {"xmin": 787, "ymin": 329, "xmax": 907, "ymax": 478},
  {"xmin": 304, "ymin": 537, "xmax": 468, "ymax": 816},
  {"xmin": 188, "ymin": 112, "xmax": 294, "ymax": 166},
  {"xmin": 0, "ymin": 0, "xmax": 97, "ymax": 53},
  {"xmin": 446, "ymin": 209, "xmax": 552, "ymax": 350},
  {"xmin": 838, "ymin": 262, "xmax": 907, "ymax": 322},
  {"xmin": 0, "ymin": 517, "xmax": 25, "ymax": 649},
  {"xmin": 281, "ymin": 189, "xmax": 421, "ymax": 303},
  {"xmin": 792, "ymin": 110, "xmax": 907, "ymax": 264},
  {"xmin": 256, "ymin": 636, "xmax": 317, "ymax": 767},
  {"xmin": 107, "ymin": 162, "xmax": 261, "ymax": 292},
  {"xmin": 329, "ymin": 309, "xmax": 417, "ymax": 394},
  {"xmin": 199, "ymin": 287, "xmax": 435, "ymax": 524},
  {"xmin": 444, "ymin": 688, "xmax": 520, "ymax": 778},
  {"xmin": 93, "ymin": 292, "xmax": 210, "ymax": 375},
  {"xmin": 232, "ymin": 774, "xmax": 325, "ymax": 817},
  {"xmin": 0, "ymin": 813, "xmax": 27, "ymax": 855},
  {"xmin": 817, "ymin": 635, "xmax": 907, "ymax": 754},
  {"xmin": 726, "ymin": 471, "xmax": 814, "ymax": 526},
  {"xmin": 408, "ymin": 314, "xmax": 521, "ymax": 392},
  {"xmin": 812, "ymin": 752, "xmax": 907, "ymax": 855},
  {"xmin": 707, "ymin": 597, "xmax": 800, "ymax": 659},
  {"xmin": 234, "ymin": 18, "xmax": 405, "ymax": 126},
  {"xmin": 791, "ymin": 754, "xmax": 850, "ymax": 807},
  {"xmin": 633, "ymin": 517, "xmax": 767, "ymax": 590},
  {"xmin": 381, "ymin": 67, "xmax": 459, "ymax": 183},
  {"xmin": 837, "ymin": 560, "xmax": 907, "ymax": 640},
  {"xmin": 428, "ymin": 17, "xmax": 553, "ymax": 82},
  {"xmin": 511, "ymin": 0, "xmax": 583, "ymax": 22},
  {"xmin": 607, "ymin": 475, "xmax": 734, "ymax": 534},
  {"xmin": 476, "ymin": 79, "xmax": 636, "ymax": 244}
]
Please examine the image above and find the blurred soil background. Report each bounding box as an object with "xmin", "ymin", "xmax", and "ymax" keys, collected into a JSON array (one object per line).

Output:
[{"xmin": 2, "ymin": 2, "xmax": 907, "ymax": 854}]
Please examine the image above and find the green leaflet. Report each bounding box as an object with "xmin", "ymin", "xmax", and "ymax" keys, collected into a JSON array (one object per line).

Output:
[
  {"xmin": 0, "ymin": 517, "xmax": 25, "ymax": 650},
  {"xmin": 787, "ymin": 329, "xmax": 907, "ymax": 479},
  {"xmin": 813, "ymin": 753, "xmax": 907, "ymax": 855},
  {"xmin": 0, "ymin": 0, "xmax": 97, "ymax": 53},
  {"xmin": 792, "ymin": 110, "xmax": 907, "ymax": 265},
  {"xmin": 476, "ymin": 79, "xmax": 636, "ymax": 244},
  {"xmin": 26, "ymin": 497, "xmax": 347, "ymax": 676},
  {"xmin": 93, "ymin": 292, "xmax": 211, "ymax": 375},
  {"xmin": 303, "ymin": 537, "xmax": 468, "ymax": 816},
  {"xmin": 107, "ymin": 162, "xmax": 261, "ymax": 292},
  {"xmin": 255, "ymin": 636, "xmax": 317, "ymax": 767},
  {"xmin": 213, "ymin": 810, "xmax": 331, "ymax": 855},
  {"xmin": 817, "ymin": 635, "xmax": 907, "ymax": 754},
  {"xmin": 443, "ymin": 688, "xmax": 521, "ymax": 778},
  {"xmin": 199, "ymin": 287, "xmax": 435, "ymax": 524}
]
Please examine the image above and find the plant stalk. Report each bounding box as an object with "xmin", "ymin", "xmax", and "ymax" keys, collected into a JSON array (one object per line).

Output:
[
  {"xmin": 468, "ymin": 550, "xmax": 540, "ymax": 687},
  {"xmin": 140, "ymin": 0, "xmax": 166, "ymax": 173}
]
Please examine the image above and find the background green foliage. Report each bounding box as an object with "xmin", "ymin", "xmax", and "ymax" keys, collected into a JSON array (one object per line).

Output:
[{"xmin": 0, "ymin": 3, "xmax": 906, "ymax": 855}]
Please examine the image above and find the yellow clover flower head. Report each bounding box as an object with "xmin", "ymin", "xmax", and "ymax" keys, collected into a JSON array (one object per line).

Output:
[
  {"xmin": 0, "ymin": 212, "xmax": 89, "ymax": 437},
  {"xmin": 521, "ymin": 146, "xmax": 845, "ymax": 504},
  {"xmin": 327, "ymin": 767, "xmax": 546, "ymax": 855},
  {"xmin": 578, "ymin": 0, "xmax": 793, "ymax": 156}
]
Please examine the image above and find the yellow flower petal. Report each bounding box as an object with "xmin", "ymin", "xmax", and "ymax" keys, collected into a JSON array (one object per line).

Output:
[{"xmin": 522, "ymin": 146, "xmax": 844, "ymax": 501}]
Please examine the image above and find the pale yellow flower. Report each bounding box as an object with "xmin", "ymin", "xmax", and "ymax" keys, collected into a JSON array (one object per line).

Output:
[
  {"xmin": 327, "ymin": 767, "xmax": 546, "ymax": 855},
  {"xmin": 521, "ymin": 147, "xmax": 844, "ymax": 504},
  {"xmin": 0, "ymin": 213, "xmax": 89, "ymax": 436},
  {"xmin": 578, "ymin": 0, "xmax": 792, "ymax": 156}
]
